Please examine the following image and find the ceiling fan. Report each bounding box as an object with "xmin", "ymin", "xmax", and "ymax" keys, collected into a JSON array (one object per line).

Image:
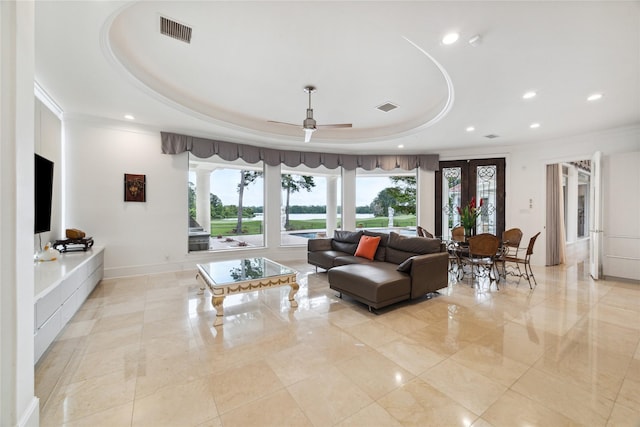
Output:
[{"xmin": 269, "ymin": 86, "xmax": 352, "ymax": 142}]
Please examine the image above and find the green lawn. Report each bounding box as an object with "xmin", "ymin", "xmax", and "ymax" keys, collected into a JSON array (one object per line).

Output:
[{"xmin": 209, "ymin": 215, "xmax": 416, "ymax": 236}]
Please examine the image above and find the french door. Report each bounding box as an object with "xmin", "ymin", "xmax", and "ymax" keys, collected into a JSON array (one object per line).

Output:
[{"xmin": 435, "ymin": 158, "xmax": 506, "ymax": 239}]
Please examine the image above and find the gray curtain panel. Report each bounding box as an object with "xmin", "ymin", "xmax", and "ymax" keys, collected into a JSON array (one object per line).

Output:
[{"xmin": 546, "ymin": 164, "xmax": 566, "ymax": 266}]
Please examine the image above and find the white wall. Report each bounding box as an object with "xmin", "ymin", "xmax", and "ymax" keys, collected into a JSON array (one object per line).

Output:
[
  {"xmin": 0, "ymin": 1, "xmax": 39, "ymax": 426},
  {"xmin": 603, "ymin": 151, "xmax": 640, "ymax": 280},
  {"xmin": 65, "ymin": 120, "xmax": 189, "ymax": 277}
]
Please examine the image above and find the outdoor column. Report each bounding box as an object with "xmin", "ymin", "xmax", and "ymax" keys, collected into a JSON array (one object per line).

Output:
[
  {"xmin": 326, "ymin": 176, "xmax": 338, "ymax": 236},
  {"xmin": 342, "ymin": 169, "xmax": 356, "ymax": 231},
  {"xmin": 264, "ymin": 163, "xmax": 282, "ymax": 248},
  {"xmin": 196, "ymin": 169, "xmax": 211, "ymax": 232}
]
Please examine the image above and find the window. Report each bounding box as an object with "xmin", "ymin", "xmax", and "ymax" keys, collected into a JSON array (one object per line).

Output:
[
  {"xmin": 561, "ymin": 161, "xmax": 591, "ymax": 242},
  {"xmin": 188, "ymin": 155, "xmax": 264, "ymax": 251},
  {"xmin": 280, "ymin": 165, "xmax": 341, "ymax": 245},
  {"xmin": 578, "ymin": 172, "xmax": 590, "ymax": 238},
  {"xmin": 355, "ymin": 169, "xmax": 417, "ymax": 233}
]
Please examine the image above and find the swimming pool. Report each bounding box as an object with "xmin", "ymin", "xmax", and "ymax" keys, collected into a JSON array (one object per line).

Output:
[
  {"xmin": 289, "ymin": 232, "xmax": 319, "ymax": 239},
  {"xmin": 289, "ymin": 228, "xmax": 416, "ymax": 239}
]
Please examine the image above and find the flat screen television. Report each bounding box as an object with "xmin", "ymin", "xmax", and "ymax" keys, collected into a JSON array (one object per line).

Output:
[{"xmin": 34, "ymin": 153, "xmax": 54, "ymax": 234}]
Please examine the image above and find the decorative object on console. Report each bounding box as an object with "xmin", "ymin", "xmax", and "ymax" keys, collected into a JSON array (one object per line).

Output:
[
  {"xmin": 124, "ymin": 173, "xmax": 146, "ymax": 202},
  {"xmin": 66, "ymin": 228, "xmax": 86, "ymax": 239},
  {"xmin": 35, "ymin": 242, "xmax": 60, "ymax": 262},
  {"xmin": 53, "ymin": 237, "xmax": 94, "ymax": 252}
]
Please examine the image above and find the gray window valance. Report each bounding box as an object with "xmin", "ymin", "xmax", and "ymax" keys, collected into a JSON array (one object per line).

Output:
[{"xmin": 161, "ymin": 132, "xmax": 439, "ymax": 171}]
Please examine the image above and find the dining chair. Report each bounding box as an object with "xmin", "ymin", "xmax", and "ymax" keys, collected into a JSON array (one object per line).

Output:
[
  {"xmin": 451, "ymin": 225, "xmax": 465, "ymax": 242},
  {"xmin": 463, "ymin": 233, "xmax": 501, "ymax": 287},
  {"xmin": 446, "ymin": 240, "xmax": 463, "ymax": 280},
  {"xmin": 498, "ymin": 227, "xmax": 523, "ymax": 278},
  {"xmin": 448, "ymin": 226, "xmax": 468, "ymax": 280},
  {"xmin": 500, "ymin": 232, "xmax": 540, "ymax": 289},
  {"xmin": 417, "ymin": 226, "xmax": 434, "ymax": 238}
]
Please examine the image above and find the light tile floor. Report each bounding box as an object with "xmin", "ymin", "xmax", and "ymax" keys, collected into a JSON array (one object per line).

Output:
[{"xmin": 36, "ymin": 259, "xmax": 640, "ymax": 427}]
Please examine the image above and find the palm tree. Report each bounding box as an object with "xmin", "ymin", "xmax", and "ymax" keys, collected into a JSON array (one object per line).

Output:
[
  {"xmin": 235, "ymin": 170, "xmax": 262, "ymax": 234},
  {"xmin": 281, "ymin": 174, "xmax": 315, "ymax": 230}
]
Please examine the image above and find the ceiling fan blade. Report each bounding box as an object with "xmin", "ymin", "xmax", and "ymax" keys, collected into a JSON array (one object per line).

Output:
[
  {"xmin": 317, "ymin": 123, "xmax": 353, "ymax": 129},
  {"xmin": 268, "ymin": 120, "xmax": 298, "ymax": 127}
]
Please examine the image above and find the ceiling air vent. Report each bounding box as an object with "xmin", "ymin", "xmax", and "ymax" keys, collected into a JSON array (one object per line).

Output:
[
  {"xmin": 484, "ymin": 134, "xmax": 500, "ymax": 139},
  {"xmin": 160, "ymin": 16, "xmax": 192, "ymax": 44},
  {"xmin": 376, "ymin": 102, "xmax": 398, "ymax": 113}
]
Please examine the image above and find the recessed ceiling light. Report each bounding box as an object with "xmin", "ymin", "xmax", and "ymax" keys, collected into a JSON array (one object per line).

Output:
[
  {"xmin": 466, "ymin": 126, "xmax": 475, "ymax": 132},
  {"xmin": 398, "ymin": 144, "xmax": 404, "ymax": 149},
  {"xmin": 530, "ymin": 123, "xmax": 540, "ymax": 129},
  {"xmin": 522, "ymin": 91, "xmax": 537, "ymax": 100},
  {"xmin": 124, "ymin": 114, "xmax": 135, "ymax": 120},
  {"xmin": 442, "ymin": 32, "xmax": 459, "ymax": 45},
  {"xmin": 587, "ymin": 93, "xmax": 603, "ymax": 101}
]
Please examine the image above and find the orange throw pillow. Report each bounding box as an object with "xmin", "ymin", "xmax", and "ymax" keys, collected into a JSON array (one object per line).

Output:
[{"xmin": 354, "ymin": 235, "xmax": 381, "ymax": 260}]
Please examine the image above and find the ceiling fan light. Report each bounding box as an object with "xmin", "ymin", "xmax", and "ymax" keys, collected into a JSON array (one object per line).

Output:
[{"xmin": 304, "ymin": 128, "xmax": 315, "ymax": 142}]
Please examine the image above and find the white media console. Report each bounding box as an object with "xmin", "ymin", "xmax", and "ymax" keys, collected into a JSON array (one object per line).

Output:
[{"xmin": 34, "ymin": 246, "xmax": 104, "ymax": 363}]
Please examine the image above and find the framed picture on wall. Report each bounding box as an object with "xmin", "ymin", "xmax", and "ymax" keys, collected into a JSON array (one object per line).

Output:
[{"xmin": 124, "ymin": 173, "xmax": 146, "ymax": 202}]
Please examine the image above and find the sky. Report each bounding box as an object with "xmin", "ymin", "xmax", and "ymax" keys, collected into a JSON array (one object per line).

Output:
[{"xmin": 190, "ymin": 169, "xmax": 394, "ymax": 207}]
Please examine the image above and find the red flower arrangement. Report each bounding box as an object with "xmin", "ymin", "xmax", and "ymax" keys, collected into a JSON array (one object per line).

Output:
[{"xmin": 457, "ymin": 197, "xmax": 483, "ymax": 231}]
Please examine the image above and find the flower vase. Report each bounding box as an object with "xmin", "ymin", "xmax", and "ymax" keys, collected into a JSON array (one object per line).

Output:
[{"xmin": 464, "ymin": 226, "xmax": 475, "ymax": 239}]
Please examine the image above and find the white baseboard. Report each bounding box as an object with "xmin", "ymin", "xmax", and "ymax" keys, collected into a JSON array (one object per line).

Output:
[
  {"xmin": 103, "ymin": 247, "xmax": 307, "ymax": 279},
  {"xmin": 17, "ymin": 397, "xmax": 39, "ymax": 427}
]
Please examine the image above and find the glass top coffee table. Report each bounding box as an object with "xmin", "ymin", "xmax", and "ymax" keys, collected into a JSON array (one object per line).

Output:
[{"xmin": 196, "ymin": 257, "xmax": 298, "ymax": 326}]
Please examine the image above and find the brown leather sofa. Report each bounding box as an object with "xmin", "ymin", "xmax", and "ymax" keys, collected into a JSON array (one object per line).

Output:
[{"xmin": 307, "ymin": 230, "xmax": 449, "ymax": 312}]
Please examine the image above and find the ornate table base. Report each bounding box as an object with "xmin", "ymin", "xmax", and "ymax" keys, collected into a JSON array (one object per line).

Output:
[{"xmin": 196, "ymin": 258, "xmax": 298, "ymax": 326}]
